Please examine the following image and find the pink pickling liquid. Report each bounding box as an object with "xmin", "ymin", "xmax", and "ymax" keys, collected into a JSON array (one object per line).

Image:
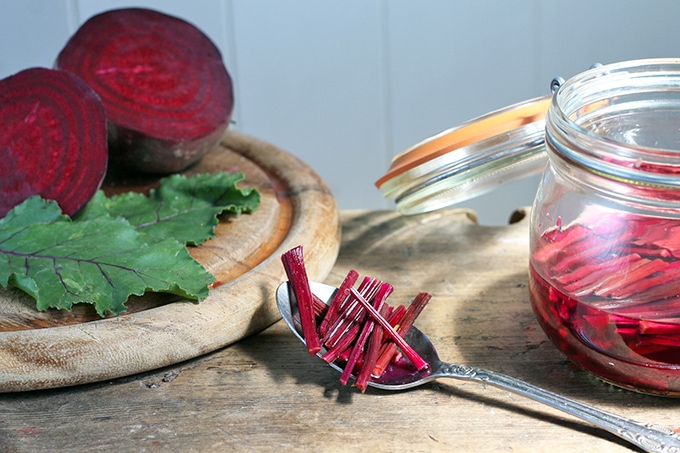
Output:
[
  {"xmin": 530, "ymin": 221, "xmax": 680, "ymax": 396},
  {"xmin": 372, "ymin": 355, "xmax": 425, "ymax": 386},
  {"xmin": 530, "ymin": 266, "xmax": 680, "ymax": 395}
]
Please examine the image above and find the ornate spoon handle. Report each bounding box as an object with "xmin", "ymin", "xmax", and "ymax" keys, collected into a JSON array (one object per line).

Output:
[{"xmin": 436, "ymin": 363, "xmax": 680, "ymax": 453}]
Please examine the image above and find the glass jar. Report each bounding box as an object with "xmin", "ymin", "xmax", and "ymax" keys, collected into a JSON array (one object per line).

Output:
[
  {"xmin": 530, "ymin": 59, "xmax": 680, "ymax": 396},
  {"xmin": 376, "ymin": 58, "xmax": 680, "ymax": 396}
]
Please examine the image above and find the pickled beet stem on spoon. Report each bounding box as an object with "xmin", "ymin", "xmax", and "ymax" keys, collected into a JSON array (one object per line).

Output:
[
  {"xmin": 339, "ymin": 282, "xmax": 392, "ymax": 385},
  {"xmin": 281, "ymin": 245, "xmax": 321, "ymax": 355},
  {"xmin": 281, "ymin": 246, "xmax": 431, "ymax": 391},
  {"xmin": 349, "ymin": 287, "xmax": 429, "ymax": 372}
]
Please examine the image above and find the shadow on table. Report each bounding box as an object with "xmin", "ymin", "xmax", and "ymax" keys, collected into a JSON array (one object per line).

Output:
[
  {"xmin": 419, "ymin": 379, "xmax": 637, "ymax": 451},
  {"xmin": 235, "ymin": 325, "xmax": 357, "ymax": 404},
  {"xmin": 241, "ymin": 318, "xmax": 635, "ymax": 451}
]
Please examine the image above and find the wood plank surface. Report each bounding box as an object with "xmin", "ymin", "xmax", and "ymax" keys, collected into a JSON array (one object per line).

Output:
[
  {"xmin": 0, "ymin": 131, "xmax": 340, "ymax": 392},
  {"xmin": 1, "ymin": 209, "xmax": 679, "ymax": 452}
]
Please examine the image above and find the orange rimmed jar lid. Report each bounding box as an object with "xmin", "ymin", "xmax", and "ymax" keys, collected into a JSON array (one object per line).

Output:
[{"xmin": 375, "ymin": 95, "xmax": 552, "ymax": 215}]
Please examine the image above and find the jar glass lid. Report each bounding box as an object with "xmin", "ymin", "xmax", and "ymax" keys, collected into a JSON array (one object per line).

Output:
[{"xmin": 375, "ymin": 95, "xmax": 552, "ymax": 215}]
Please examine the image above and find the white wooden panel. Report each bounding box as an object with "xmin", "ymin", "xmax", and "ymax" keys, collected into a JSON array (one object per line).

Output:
[
  {"xmin": 4, "ymin": 1, "xmax": 680, "ymax": 224},
  {"xmin": 386, "ymin": 0, "xmax": 538, "ymax": 153},
  {"xmin": 231, "ymin": 0, "xmax": 389, "ymax": 211},
  {"xmin": 0, "ymin": 0, "xmax": 74, "ymax": 77},
  {"xmin": 384, "ymin": 0, "xmax": 542, "ymax": 223},
  {"xmin": 537, "ymin": 0, "xmax": 680, "ymax": 85}
]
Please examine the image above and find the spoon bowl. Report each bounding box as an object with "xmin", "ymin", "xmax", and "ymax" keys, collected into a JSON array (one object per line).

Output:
[{"xmin": 276, "ymin": 280, "xmax": 680, "ymax": 453}]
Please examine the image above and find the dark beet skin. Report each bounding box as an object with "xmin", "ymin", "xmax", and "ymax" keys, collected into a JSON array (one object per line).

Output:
[
  {"xmin": 0, "ymin": 67, "xmax": 108, "ymax": 218},
  {"xmin": 56, "ymin": 8, "xmax": 234, "ymax": 174}
]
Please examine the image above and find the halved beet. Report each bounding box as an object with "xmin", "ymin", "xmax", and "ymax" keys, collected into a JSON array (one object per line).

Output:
[
  {"xmin": 0, "ymin": 67, "xmax": 108, "ymax": 218},
  {"xmin": 55, "ymin": 8, "xmax": 234, "ymax": 174}
]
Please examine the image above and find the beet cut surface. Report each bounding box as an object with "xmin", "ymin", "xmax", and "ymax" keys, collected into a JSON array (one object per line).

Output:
[
  {"xmin": 0, "ymin": 67, "xmax": 108, "ymax": 218},
  {"xmin": 56, "ymin": 8, "xmax": 234, "ymax": 174}
]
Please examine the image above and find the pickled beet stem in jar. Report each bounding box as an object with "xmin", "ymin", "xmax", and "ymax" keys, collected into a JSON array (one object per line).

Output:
[
  {"xmin": 378, "ymin": 58, "xmax": 680, "ymax": 396},
  {"xmin": 529, "ymin": 211, "xmax": 680, "ymax": 395},
  {"xmin": 530, "ymin": 59, "xmax": 680, "ymax": 396}
]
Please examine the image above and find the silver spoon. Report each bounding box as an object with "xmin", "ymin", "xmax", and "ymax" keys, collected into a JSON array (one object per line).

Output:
[{"xmin": 276, "ymin": 281, "xmax": 680, "ymax": 453}]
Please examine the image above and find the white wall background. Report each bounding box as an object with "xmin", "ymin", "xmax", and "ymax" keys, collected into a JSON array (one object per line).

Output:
[{"xmin": 2, "ymin": 1, "xmax": 680, "ymax": 224}]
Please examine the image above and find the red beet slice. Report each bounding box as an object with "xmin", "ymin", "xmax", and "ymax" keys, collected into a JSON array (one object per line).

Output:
[
  {"xmin": 0, "ymin": 67, "xmax": 108, "ymax": 218},
  {"xmin": 55, "ymin": 8, "xmax": 234, "ymax": 174}
]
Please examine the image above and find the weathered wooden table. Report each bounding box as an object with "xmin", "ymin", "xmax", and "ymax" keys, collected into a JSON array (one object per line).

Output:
[{"xmin": 1, "ymin": 208, "xmax": 679, "ymax": 452}]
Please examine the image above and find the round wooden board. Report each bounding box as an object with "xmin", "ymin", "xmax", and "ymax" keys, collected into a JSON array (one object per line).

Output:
[{"xmin": 0, "ymin": 131, "xmax": 341, "ymax": 392}]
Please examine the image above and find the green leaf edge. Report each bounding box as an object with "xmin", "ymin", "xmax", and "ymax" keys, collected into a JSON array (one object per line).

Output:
[{"xmin": 0, "ymin": 172, "xmax": 260, "ymax": 317}]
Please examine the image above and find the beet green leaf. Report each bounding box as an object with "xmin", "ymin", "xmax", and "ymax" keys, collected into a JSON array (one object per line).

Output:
[
  {"xmin": 0, "ymin": 196, "xmax": 213, "ymax": 316},
  {"xmin": 77, "ymin": 172, "xmax": 260, "ymax": 245},
  {"xmin": 0, "ymin": 172, "xmax": 260, "ymax": 316}
]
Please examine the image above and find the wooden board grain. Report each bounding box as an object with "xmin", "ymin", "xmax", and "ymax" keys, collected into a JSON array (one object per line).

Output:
[
  {"xmin": 3, "ymin": 209, "xmax": 678, "ymax": 452},
  {"xmin": 0, "ymin": 131, "xmax": 341, "ymax": 392}
]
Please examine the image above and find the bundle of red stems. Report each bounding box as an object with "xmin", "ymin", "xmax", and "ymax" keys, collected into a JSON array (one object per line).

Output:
[
  {"xmin": 281, "ymin": 245, "xmax": 431, "ymax": 392},
  {"xmin": 533, "ymin": 210, "xmax": 680, "ymax": 357},
  {"xmin": 534, "ymin": 211, "xmax": 680, "ymax": 303}
]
